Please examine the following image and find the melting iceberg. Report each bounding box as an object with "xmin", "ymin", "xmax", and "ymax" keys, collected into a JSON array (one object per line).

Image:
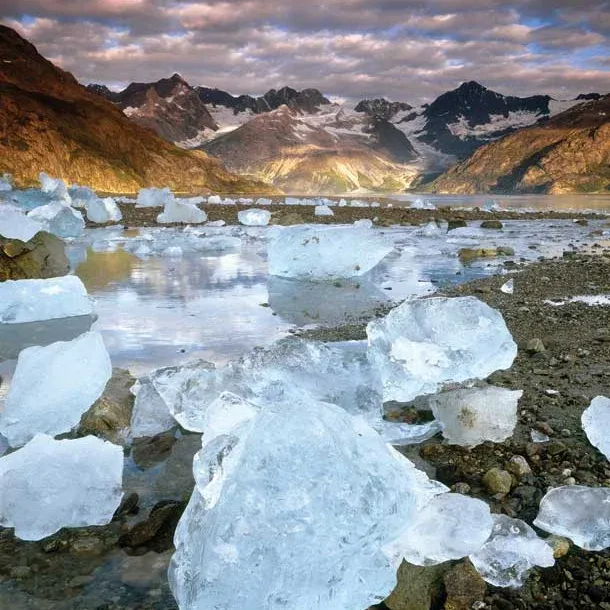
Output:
[
  {"xmin": 27, "ymin": 202, "xmax": 85, "ymax": 238},
  {"xmin": 0, "ymin": 331, "xmax": 112, "ymax": 447},
  {"xmin": 470, "ymin": 514, "xmax": 554, "ymax": 587},
  {"xmin": 0, "ymin": 206, "xmax": 43, "ymax": 242},
  {"xmin": 0, "ymin": 434, "xmax": 123, "ymax": 540},
  {"xmin": 268, "ymin": 225, "xmax": 394, "ymax": 280},
  {"xmin": 367, "ymin": 296, "xmax": 517, "ymax": 403},
  {"xmin": 158, "ymin": 198, "xmax": 207, "ymax": 224},
  {"xmin": 0, "ymin": 276, "xmax": 94, "ymax": 324},
  {"xmin": 429, "ymin": 386, "xmax": 522, "ymax": 447},
  {"xmin": 68, "ymin": 185, "xmax": 97, "ymax": 209},
  {"xmin": 237, "ymin": 208, "xmax": 271, "ymax": 226},
  {"xmin": 581, "ymin": 396, "xmax": 610, "ymax": 460},
  {"xmin": 169, "ymin": 398, "xmax": 445, "ymax": 610},
  {"xmin": 534, "ymin": 485, "xmax": 610, "ymax": 551},
  {"xmin": 136, "ymin": 187, "xmax": 173, "ymax": 208},
  {"xmin": 86, "ymin": 196, "xmax": 123, "ymax": 224},
  {"xmin": 39, "ymin": 172, "xmax": 70, "ymax": 204}
]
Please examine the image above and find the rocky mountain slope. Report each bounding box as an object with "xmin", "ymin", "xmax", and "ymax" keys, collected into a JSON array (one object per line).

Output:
[
  {"xmin": 0, "ymin": 25, "xmax": 271, "ymax": 194},
  {"xmin": 430, "ymin": 94, "xmax": 610, "ymax": 194}
]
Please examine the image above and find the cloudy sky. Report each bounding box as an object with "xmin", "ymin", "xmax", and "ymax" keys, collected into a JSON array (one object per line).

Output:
[{"xmin": 2, "ymin": 0, "xmax": 610, "ymax": 103}]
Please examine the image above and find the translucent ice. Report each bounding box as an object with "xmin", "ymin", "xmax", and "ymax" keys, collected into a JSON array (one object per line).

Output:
[
  {"xmin": 354, "ymin": 218, "xmax": 373, "ymax": 228},
  {"xmin": 268, "ymin": 225, "xmax": 394, "ymax": 280},
  {"xmin": 409, "ymin": 198, "xmax": 436, "ymax": 210},
  {"xmin": 136, "ymin": 187, "xmax": 173, "ymax": 208},
  {"xmin": 470, "ymin": 514, "xmax": 554, "ymax": 587},
  {"xmin": 581, "ymin": 396, "xmax": 610, "ymax": 460},
  {"xmin": 237, "ymin": 208, "xmax": 271, "ymax": 226},
  {"xmin": 429, "ymin": 386, "xmax": 522, "ymax": 447},
  {"xmin": 39, "ymin": 172, "xmax": 70, "ymax": 204},
  {"xmin": 130, "ymin": 377, "xmax": 176, "ymax": 439},
  {"xmin": 501, "ymin": 279, "xmax": 514, "ymax": 294},
  {"xmin": 0, "ymin": 276, "xmax": 94, "ymax": 324},
  {"xmin": 384, "ymin": 493, "xmax": 492, "ymax": 566},
  {"xmin": 367, "ymin": 296, "xmax": 517, "ymax": 403},
  {"xmin": 0, "ymin": 331, "xmax": 112, "ymax": 447},
  {"xmin": 68, "ymin": 185, "xmax": 97, "ymax": 208},
  {"xmin": 534, "ymin": 485, "xmax": 610, "ymax": 551},
  {"xmin": 86, "ymin": 196, "xmax": 123, "ymax": 224},
  {"xmin": 0, "ymin": 434, "xmax": 123, "ymax": 540},
  {"xmin": 314, "ymin": 204, "xmax": 334, "ymax": 216},
  {"xmin": 0, "ymin": 207, "xmax": 43, "ymax": 241},
  {"xmin": 28, "ymin": 202, "xmax": 85, "ymax": 238},
  {"xmin": 158, "ymin": 199, "xmax": 207, "ymax": 224},
  {"xmin": 169, "ymin": 398, "xmax": 445, "ymax": 610}
]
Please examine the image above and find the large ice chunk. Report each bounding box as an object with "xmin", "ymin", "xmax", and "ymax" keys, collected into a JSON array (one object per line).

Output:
[
  {"xmin": 0, "ymin": 434, "xmax": 123, "ymax": 540},
  {"xmin": 68, "ymin": 185, "xmax": 97, "ymax": 209},
  {"xmin": 429, "ymin": 386, "xmax": 522, "ymax": 447},
  {"xmin": 534, "ymin": 485, "xmax": 610, "ymax": 551},
  {"xmin": 39, "ymin": 172, "xmax": 70, "ymax": 204},
  {"xmin": 169, "ymin": 398, "xmax": 445, "ymax": 610},
  {"xmin": 136, "ymin": 187, "xmax": 173, "ymax": 208},
  {"xmin": 237, "ymin": 208, "xmax": 271, "ymax": 226},
  {"xmin": 470, "ymin": 514, "xmax": 554, "ymax": 587},
  {"xmin": 0, "ymin": 207, "xmax": 44, "ymax": 241},
  {"xmin": 314, "ymin": 204, "xmax": 334, "ymax": 216},
  {"xmin": 0, "ymin": 276, "xmax": 94, "ymax": 324},
  {"xmin": 0, "ymin": 173, "xmax": 13, "ymax": 191},
  {"xmin": 581, "ymin": 396, "xmax": 610, "ymax": 460},
  {"xmin": 27, "ymin": 202, "xmax": 85, "ymax": 238},
  {"xmin": 130, "ymin": 377, "xmax": 176, "ymax": 439},
  {"xmin": 268, "ymin": 225, "xmax": 394, "ymax": 280},
  {"xmin": 158, "ymin": 198, "xmax": 207, "ymax": 224},
  {"xmin": 367, "ymin": 297, "xmax": 517, "ymax": 403},
  {"xmin": 0, "ymin": 331, "xmax": 112, "ymax": 447},
  {"xmin": 384, "ymin": 493, "xmax": 493, "ymax": 566},
  {"xmin": 86, "ymin": 196, "xmax": 123, "ymax": 224}
]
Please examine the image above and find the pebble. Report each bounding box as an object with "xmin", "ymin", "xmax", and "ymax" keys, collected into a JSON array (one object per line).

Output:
[
  {"xmin": 482, "ymin": 468, "xmax": 513, "ymax": 495},
  {"xmin": 507, "ymin": 455, "xmax": 532, "ymax": 478},
  {"xmin": 525, "ymin": 338, "xmax": 546, "ymax": 354}
]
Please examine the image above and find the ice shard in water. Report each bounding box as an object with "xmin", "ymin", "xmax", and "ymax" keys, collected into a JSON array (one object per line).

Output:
[
  {"xmin": 470, "ymin": 514, "xmax": 554, "ymax": 587},
  {"xmin": 581, "ymin": 396, "xmax": 610, "ymax": 460},
  {"xmin": 268, "ymin": 225, "xmax": 394, "ymax": 280},
  {"xmin": 367, "ymin": 296, "xmax": 517, "ymax": 403},
  {"xmin": 169, "ymin": 398, "xmax": 446, "ymax": 610},
  {"xmin": 0, "ymin": 276, "xmax": 94, "ymax": 324},
  {"xmin": 0, "ymin": 331, "xmax": 112, "ymax": 447},
  {"xmin": 0, "ymin": 434, "xmax": 123, "ymax": 540}
]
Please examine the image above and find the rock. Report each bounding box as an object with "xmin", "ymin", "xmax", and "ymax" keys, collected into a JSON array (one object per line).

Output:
[
  {"xmin": 480, "ymin": 220, "xmax": 503, "ymax": 230},
  {"xmin": 131, "ymin": 431, "xmax": 177, "ymax": 469},
  {"xmin": 458, "ymin": 247, "xmax": 507, "ymax": 262},
  {"xmin": 78, "ymin": 368, "xmax": 136, "ymax": 443},
  {"xmin": 444, "ymin": 560, "xmax": 486, "ymax": 610},
  {"xmin": 447, "ymin": 220, "xmax": 468, "ymax": 231},
  {"xmin": 384, "ymin": 561, "xmax": 446, "ymax": 610},
  {"xmin": 507, "ymin": 455, "xmax": 532, "ymax": 479},
  {"xmin": 120, "ymin": 500, "xmax": 185, "ymax": 552},
  {"xmin": 0, "ymin": 231, "xmax": 70, "ymax": 281},
  {"xmin": 482, "ymin": 468, "xmax": 512, "ymax": 495},
  {"xmin": 70, "ymin": 535, "xmax": 106, "ymax": 557},
  {"xmin": 270, "ymin": 211, "xmax": 306, "ymax": 225},
  {"xmin": 547, "ymin": 536, "xmax": 571, "ymax": 559},
  {"xmin": 524, "ymin": 338, "xmax": 546, "ymax": 354}
]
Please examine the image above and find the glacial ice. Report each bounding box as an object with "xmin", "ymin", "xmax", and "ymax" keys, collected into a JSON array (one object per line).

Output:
[
  {"xmin": 169, "ymin": 398, "xmax": 445, "ymax": 610},
  {"xmin": 0, "ymin": 173, "xmax": 13, "ymax": 191},
  {"xmin": 130, "ymin": 377, "xmax": 177, "ymax": 439},
  {"xmin": 157, "ymin": 198, "xmax": 207, "ymax": 224},
  {"xmin": 429, "ymin": 386, "xmax": 522, "ymax": 447},
  {"xmin": 0, "ymin": 207, "xmax": 43, "ymax": 242},
  {"xmin": 39, "ymin": 172, "xmax": 70, "ymax": 204},
  {"xmin": 207, "ymin": 195, "xmax": 222, "ymax": 204},
  {"xmin": 501, "ymin": 278, "xmax": 514, "ymax": 294},
  {"xmin": 27, "ymin": 202, "xmax": 85, "ymax": 238},
  {"xmin": 0, "ymin": 331, "xmax": 112, "ymax": 447},
  {"xmin": 68, "ymin": 185, "xmax": 97, "ymax": 208},
  {"xmin": 237, "ymin": 208, "xmax": 271, "ymax": 226},
  {"xmin": 354, "ymin": 218, "xmax": 373, "ymax": 228},
  {"xmin": 581, "ymin": 396, "xmax": 610, "ymax": 460},
  {"xmin": 268, "ymin": 225, "xmax": 394, "ymax": 280},
  {"xmin": 0, "ymin": 276, "xmax": 94, "ymax": 324},
  {"xmin": 409, "ymin": 198, "xmax": 437, "ymax": 210},
  {"xmin": 470, "ymin": 514, "xmax": 555, "ymax": 587},
  {"xmin": 534, "ymin": 485, "xmax": 610, "ymax": 550},
  {"xmin": 256, "ymin": 197, "xmax": 273, "ymax": 206},
  {"xmin": 0, "ymin": 434, "xmax": 123, "ymax": 540},
  {"xmin": 314, "ymin": 204, "xmax": 334, "ymax": 216},
  {"xmin": 86, "ymin": 196, "xmax": 123, "ymax": 224},
  {"xmin": 384, "ymin": 493, "xmax": 493, "ymax": 566},
  {"xmin": 136, "ymin": 187, "xmax": 173, "ymax": 208},
  {"xmin": 367, "ymin": 296, "xmax": 517, "ymax": 403}
]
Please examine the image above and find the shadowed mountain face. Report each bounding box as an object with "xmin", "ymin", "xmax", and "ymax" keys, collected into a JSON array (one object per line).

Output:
[
  {"xmin": 429, "ymin": 95, "xmax": 610, "ymax": 194},
  {"xmin": 0, "ymin": 25, "xmax": 273, "ymax": 194}
]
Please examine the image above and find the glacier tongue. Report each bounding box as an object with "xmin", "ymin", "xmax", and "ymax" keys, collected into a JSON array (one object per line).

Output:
[
  {"xmin": 0, "ymin": 434, "xmax": 123, "ymax": 541},
  {"xmin": 268, "ymin": 225, "xmax": 394, "ymax": 279},
  {"xmin": 367, "ymin": 296, "xmax": 517, "ymax": 403},
  {"xmin": 0, "ymin": 331, "xmax": 112, "ymax": 447},
  {"xmin": 470, "ymin": 514, "xmax": 555, "ymax": 587},
  {"xmin": 27, "ymin": 202, "xmax": 85, "ymax": 238},
  {"xmin": 534, "ymin": 485, "xmax": 610, "ymax": 551},
  {"xmin": 169, "ymin": 398, "xmax": 445, "ymax": 610},
  {"xmin": 581, "ymin": 396, "xmax": 610, "ymax": 460},
  {"xmin": 0, "ymin": 276, "xmax": 94, "ymax": 324}
]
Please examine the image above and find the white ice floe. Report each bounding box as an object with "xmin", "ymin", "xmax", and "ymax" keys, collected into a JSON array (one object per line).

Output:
[
  {"xmin": 169, "ymin": 398, "xmax": 446, "ymax": 610},
  {"xmin": 581, "ymin": 396, "xmax": 610, "ymax": 460},
  {"xmin": 429, "ymin": 386, "xmax": 522, "ymax": 447},
  {"xmin": 0, "ymin": 276, "xmax": 93, "ymax": 324},
  {"xmin": 136, "ymin": 187, "xmax": 174, "ymax": 208},
  {"xmin": 0, "ymin": 434, "xmax": 123, "ymax": 540},
  {"xmin": 470, "ymin": 514, "xmax": 555, "ymax": 587},
  {"xmin": 27, "ymin": 202, "xmax": 85, "ymax": 238},
  {"xmin": 157, "ymin": 198, "xmax": 207, "ymax": 224},
  {"xmin": 314, "ymin": 204, "xmax": 334, "ymax": 216},
  {"xmin": 86, "ymin": 196, "xmax": 123, "ymax": 224},
  {"xmin": 367, "ymin": 296, "xmax": 517, "ymax": 403},
  {"xmin": 130, "ymin": 377, "xmax": 176, "ymax": 439},
  {"xmin": 0, "ymin": 331, "xmax": 112, "ymax": 447},
  {"xmin": 534, "ymin": 485, "xmax": 610, "ymax": 551},
  {"xmin": 268, "ymin": 225, "xmax": 393, "ymax": 280},
  {"xmin": 0, "ymin": 207, "xmax": 43, "ymax": 242},
  {"xmin": 237, "ymin": 208, "xmax": 271, "ymax": 226}
]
